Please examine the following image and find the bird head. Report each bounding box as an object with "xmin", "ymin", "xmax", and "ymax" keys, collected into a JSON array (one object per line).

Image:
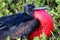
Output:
[
  {"xmin": 24, "ymin": 4, "xmax": 35, "ymax": 16},
  {"xmin": 24, "ymin": 4, "xmax": 50, "ymax": 17}
]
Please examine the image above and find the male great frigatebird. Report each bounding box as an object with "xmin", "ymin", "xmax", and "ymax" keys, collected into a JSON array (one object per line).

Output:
[
  {"xmin": 0, "ymin": 4, "xmax": 54, "ymax": 40},
  {"xmin": 0, "ymin": 4, "xmax": 40, "ymax": 40}
]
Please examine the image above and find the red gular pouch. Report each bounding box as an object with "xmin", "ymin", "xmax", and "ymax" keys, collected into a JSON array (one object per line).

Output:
[{"xmin": 29, "ymin": 9, "xmax": 54, "ymax": 40}]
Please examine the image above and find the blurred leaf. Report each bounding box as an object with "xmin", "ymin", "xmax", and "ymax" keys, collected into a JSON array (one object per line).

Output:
[
  {"xmin": 0, "ymin": 2, "xmax": 6, "ymax": 9},
  {"xmin": 56, "ymin": 0, "xmax": 60, "ymax": 4},
  {"xmin": 5, "ymin": 0, "xmax": 12, "ymax": 3},
  {"xmin": 33, "ymin": 36, "xmax": 40, "ymax": 40},
  {"xmin": 40, "ymin": 33, "xmax": 47, "ymax": 40},
  {"xmin": 6, "ymin": 36, "xmax": 10, "ymax": 40},
  {"xmin": 11, "ymin": 4, "xmax": 16, "ymax": 9},
  {"xmin": 17, "ymin": 38, "xmax": 21, "ymax": 40}
]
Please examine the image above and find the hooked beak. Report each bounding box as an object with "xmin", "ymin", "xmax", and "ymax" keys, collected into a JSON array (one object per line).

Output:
[{"xmin": 33, "ymin": 6, "xmax": 50, "ymax": 10}]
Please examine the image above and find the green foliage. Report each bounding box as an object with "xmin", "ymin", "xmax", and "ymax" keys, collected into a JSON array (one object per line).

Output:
[
  {"xmin": 33, "ymin": 33, "xmax": 47, "ymax": 40},
  {"xmin": 6, "ymin": 36, "xmax": 10, "ymax": 40},
  {"xmin": 33, "ymin": 36, "xmax": 40, "ymax": 40},
  {"xmin": 0, "ymin": 0, "xmax": 60, "ymax": 40}
]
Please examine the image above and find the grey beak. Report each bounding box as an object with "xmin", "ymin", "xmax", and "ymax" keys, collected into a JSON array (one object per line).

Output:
[{"xmin": 33, "ymin": 6, "xmax": 50, "ymax": 10}]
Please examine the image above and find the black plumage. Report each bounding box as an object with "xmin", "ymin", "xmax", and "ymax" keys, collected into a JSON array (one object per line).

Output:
[
  {"xmin": 0, "ymin": 4, "xmax": 40, "ymax": 40},
  {"xmin": 0, "ymin": 13, "xmax": 40, "ymax": 40}
]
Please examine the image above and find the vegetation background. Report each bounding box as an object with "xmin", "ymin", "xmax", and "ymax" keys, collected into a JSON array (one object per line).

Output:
[{"xmin": 0, "ymin": 0, "xmax": 60, "ymax": 40}]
